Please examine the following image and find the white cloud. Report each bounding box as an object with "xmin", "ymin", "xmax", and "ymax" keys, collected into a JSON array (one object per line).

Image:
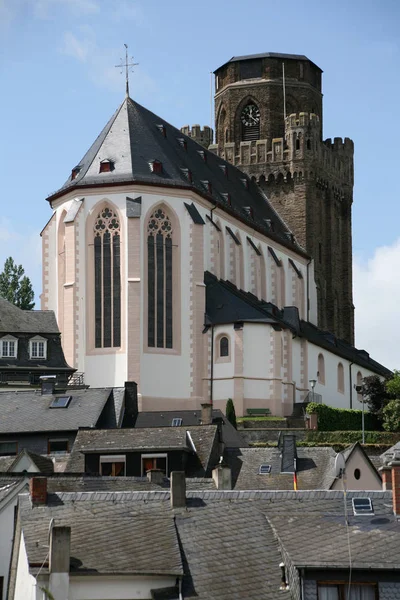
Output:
[
  {"xmin": 61, "ymin": 28, "xmax": 95, "ymax": 62},
  {"xmin": 353, "ymin": 239, "xmax": 400, "ymax": 371},
  {"xmin": 34, "ymin": 0, "xmax": 99, "ymax": 18},
  {"xmin": 0, "ymin": 219, "xmax": 42, "ymax": 305}
]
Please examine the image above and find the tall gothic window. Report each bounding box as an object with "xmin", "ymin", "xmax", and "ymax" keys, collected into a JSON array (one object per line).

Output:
[
  {"xmin": 147, "ymin": 208, "xmax": 173, "ymax": 349},
  {"xmin": 94, "ymin": 207, "xmax": 121, "ymax": 348}
]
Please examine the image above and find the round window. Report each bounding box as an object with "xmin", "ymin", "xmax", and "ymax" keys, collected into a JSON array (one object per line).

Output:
[{"xmin": 354, "ymin": 468, "xmax": 361, "ymax": 480}]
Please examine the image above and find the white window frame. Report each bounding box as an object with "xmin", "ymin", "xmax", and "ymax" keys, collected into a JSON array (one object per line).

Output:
[
  {"xmin": 0, "ymin": 336, "xmax": 18, "ymax": 358},
  {"xmin": 99, "ymin": 454, "xmax": 126, "ymax": 476},
  {"xmin": 29, "ymin": 336, "xmax": 47, "ymax": 360},
  {"xmin": 141, "ymin": 453, "xmax": 168, "ymax": 476}
]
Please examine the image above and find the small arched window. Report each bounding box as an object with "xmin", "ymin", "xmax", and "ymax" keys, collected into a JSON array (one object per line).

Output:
[
  {"xmin": 318, "ymin": 354, "xmax": 325, "ymax": 385},
  {"xmin": 295, "ymin": 138, "xmax": 300, "ymax": 151},
  {"xmin": 337, "ymin": 362, "xmax": 344, "ymax": 393},
  {"xmin": 220, "ymin": 336, "xmax": 229, "ymax": 357}
]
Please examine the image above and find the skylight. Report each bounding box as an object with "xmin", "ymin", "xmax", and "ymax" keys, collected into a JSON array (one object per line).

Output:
[
  {"xmin": 50, "ymin": 396, "xmax": 72, "ymax": 409},
  {"xmin": 352, "ymin": 497, "xmax": 374, "ymax": 515},
  {"xmin": 172, "ymin": 418, "xmax": 183, "ymax": 427},
  {"xmin": 259, "ymin": 464, "xmax": 271, "ymax": 475}
]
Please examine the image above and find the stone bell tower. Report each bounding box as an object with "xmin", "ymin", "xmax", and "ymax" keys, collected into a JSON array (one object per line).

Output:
[{"xmin": 210, "ymin": 52, "xmax": 354, "ymax": 344}]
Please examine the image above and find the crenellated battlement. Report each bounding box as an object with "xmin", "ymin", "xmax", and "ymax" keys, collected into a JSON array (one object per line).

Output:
[
  {"xmin": 180, "ymin": 124, "xmax": 214, "ymax": 148},
  {"xmin": 285, "ymin": 112, "xmax": 320, "ymax": 130}
]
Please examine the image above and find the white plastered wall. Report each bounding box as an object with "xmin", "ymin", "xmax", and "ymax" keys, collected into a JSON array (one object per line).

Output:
[{"xmin": 13, "ymin": 532, "xmax": 38, "ymax": 600}]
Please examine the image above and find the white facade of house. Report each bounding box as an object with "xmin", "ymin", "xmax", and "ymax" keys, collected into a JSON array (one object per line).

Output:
[{"xmin": 0, "ymin": 481, "xmax": 27, "ymax": 600}]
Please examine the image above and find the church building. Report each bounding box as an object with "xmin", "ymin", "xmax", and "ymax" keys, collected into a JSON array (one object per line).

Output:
[{"xmin": 40, "ymin": 55, "xmax": 389, "ymax": 416}]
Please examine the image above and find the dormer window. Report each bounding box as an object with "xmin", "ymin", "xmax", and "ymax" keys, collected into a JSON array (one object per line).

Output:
[
  {"xmin": 181, "ymin": 168, "xmax": 193, "ymax": 183},
  {"xmin": 240, "ymin": 178, "xmax": 249, "ymax": 190},
  {"xmin": 0, "ymin": 336, "xmax": 17, "ymax": 358},
  {"xmin": 219, "ymin": 164, "xmax": 228, "ymax": 177},
  {"xmin": 99, "ymin": 159, "xmax": 114, "ymax": 173},
  {"xmin": 71, "ymin": 166, "xmax": 81, "ymax": 180},
  {"xmin": 197, "ymin": 150, "xmax": 207, "ymax": 163},
  {"xmin": 201, "ymin": 180, "xmax": 212, "ymax": 194},
  {"xmin": 29, "ymin": 336, "xmax": 47, "ymax": 360},
  {"xmin": 150, "ymin": 160, "xmax": 163, "ymax": 174},
  {"xmin": 221, "ymin": 192, "xmax": 231, "ymax": 205},
  {"xmin": 177, "ymin": 138, "xmax": 187, "ymax": 150},
  {"xmin": 156, "ymin": 124, "xmax": 166, "ymax": 137},
  {"xmin": 243, "ymin": 206, "xmax": 253, "ymax": 219}
]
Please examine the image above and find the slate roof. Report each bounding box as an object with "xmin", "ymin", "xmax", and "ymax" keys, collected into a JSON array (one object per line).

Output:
[
  {"xmin": 19, "ymin": 493, "xmax": 183, "ymax": 577},
  {"xmin": 45, "ymin": 476, "xmax": 216, "ymax": 493},
  {"xmin": 205, "ymin": 271, "xmax": 391, "ymax": 376},
  {"xmin": 0, "ymin": 298, "xmax": 59, "ymax": 334},
  {"xmin": 67, "ymin": 426, "xmax": 219, "ymax": 474},
  {"xmin": 225, "ymin": 446, "xmax": 336, "ymax": 490},
  {"xmin": 47, "ymin": 97, "xmax": 305, "ymax": 255},
  {"xmin": 0, "ymin": 480, "xmax": 19, "ymax": 503},
  {"xmin": 0, "ymin": 388, "xmax": 120, "ymax": 433},
  {"xmin": 134, "ymin": 409, "xmax": 247, "ymax": 448},
  {"xmin": 214, "ymin": 52, "xmax": 322, "ymax": 73}
]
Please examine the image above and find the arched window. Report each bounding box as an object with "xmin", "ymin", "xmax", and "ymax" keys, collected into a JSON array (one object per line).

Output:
[
  {"xmin": 211, "ymin": 220, "xmax": 224, "ymax": 280},
  {"xmin": 318, "ymin": 354, "xmax": 325, "ymax": 385},
  {"xmin": 147, "ymin": 207, "xmax": 174, "ymax": 348},
  {"xmin": 220, "ymin": 336, "xmax": 229, "ymax": 357},
  {"xmin": 337, "ymin": 363, "xmax": 344, "ymax": 393},
  {"xmin": 94, "ymin": 207, "xmax": 121, "ymax": 348}
]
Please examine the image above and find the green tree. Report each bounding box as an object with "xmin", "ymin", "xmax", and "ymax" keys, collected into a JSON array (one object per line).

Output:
[
  {"xmin": 382, "ymin": 399, "xmax": 400, "ymax": 432},
  {"xmin": 226, "ymin": 398, "xmax": 237, "ymax": 429},
  {"xmin": 362, "ymin": 374, "xmax": 392, "ymax": 421},
  {"xmin": 386, "ymin": 370, "xmax": 400, "ymax": 398},
  {"xmin": 0, "ymin": 257, "xmax": 35, "ymax": 310}
]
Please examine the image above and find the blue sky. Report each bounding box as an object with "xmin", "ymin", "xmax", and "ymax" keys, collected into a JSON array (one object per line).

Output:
[{"xmin": 1, "ymin": 0, "xmax": 399, "ymax": 366}]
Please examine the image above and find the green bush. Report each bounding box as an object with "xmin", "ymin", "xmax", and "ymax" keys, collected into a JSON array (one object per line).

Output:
[
  {"xmin": 304, "ymin": 429, "xmax": 399, "ymax": 445},
  {"xmin": 383, "ymin": 400, "xmax": 400, "ymax": 432},
  {"xmin": 306, "ymin": 402, "xmax": 381, "ymax": 431}
]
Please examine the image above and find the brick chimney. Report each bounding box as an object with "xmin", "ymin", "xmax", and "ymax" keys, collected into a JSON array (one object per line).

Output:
[
  {"xmin": 146, "ymin": 468, "xmax": 164, "ymax": 485},
  {"xmin": 170, "ymin": 471, "xmax": 186, "ymax": 508},
  {"xmin": 49, "ymin": 526, "xmax": 71, "ymax": 600},
  {"xmin": 379, "ymin": 466, "xmax": 392, "ymax": 491},
  {"xmin": 212, "ymin": 462, "xmax": 232, "ymax": 490},
  {"xmin": 381, "ymin": 451, "xmax": 400, "ymax": 514},
  {"xmin": 201, "ymin": 403, "xmax": 212, "ymax": 425},
  {"xmin": 29, "ymin": 477, "xmax": 47, "ymax": 505}
]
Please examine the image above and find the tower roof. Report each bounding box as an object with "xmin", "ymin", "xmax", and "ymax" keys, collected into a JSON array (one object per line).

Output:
[
  {"xmin": 47, "ymin": 97, "xmax": 305, "ymax": 254},
  {"xmin": 214, "ymin": 52, "xmax": 322, "ymax": 73}
]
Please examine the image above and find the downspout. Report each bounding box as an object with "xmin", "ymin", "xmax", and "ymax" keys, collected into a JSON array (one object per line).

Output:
[
  {"xmin": 210, "ymin": 325, "xmax": 215, "ymax": 406},
  {"xmin": 349, "ymin": 361, "xmax": 354, "ymax": 409},
  {"xmin": 210, "ymin": 203, "xmax": 217, "ymax": 222},
  {"xmin": 306, "ymin": 258, "xmax": 312, "ymax": 322}
]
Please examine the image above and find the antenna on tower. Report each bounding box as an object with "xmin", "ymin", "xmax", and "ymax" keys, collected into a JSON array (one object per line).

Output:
[
  {"xmin": 282, "ymin": 62, "xmax": 287, "ymax": 122},
  {"xmin": 115, "ymin": 44, "xmax": 138, "ymax": 98}
]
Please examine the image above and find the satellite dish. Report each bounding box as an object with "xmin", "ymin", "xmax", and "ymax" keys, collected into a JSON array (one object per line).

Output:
[{"xmin": 334, "ymin": 453, "xmax": 346, "ymax": 478}]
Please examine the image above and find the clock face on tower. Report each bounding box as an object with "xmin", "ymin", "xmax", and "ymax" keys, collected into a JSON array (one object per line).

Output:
[{"xmin": 241, "ymin": 104, "xmax": 260, "ymax": 127}]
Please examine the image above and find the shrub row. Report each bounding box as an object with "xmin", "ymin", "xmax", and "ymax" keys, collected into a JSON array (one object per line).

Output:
[
  {"xmin": 306, "ymin": 402, "xmax": 381, "ymax": 431},
  {"xmin": 304, "ymin": 429, "xmax": 400, "ymax": 445}
]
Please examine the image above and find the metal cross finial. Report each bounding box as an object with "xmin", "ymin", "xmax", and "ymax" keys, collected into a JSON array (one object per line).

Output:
[{"xmin": 115, "ymin": 44, "xmax": 138, "ymax": 98}]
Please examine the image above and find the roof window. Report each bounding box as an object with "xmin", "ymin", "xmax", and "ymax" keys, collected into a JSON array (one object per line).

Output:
[
  {"xmin": 71, "ymin": 166, "xmax": 81, "ymax": 180},
  {"xmin": 201, "ymin": 180, "xmax": 212, "ymax": 194},
  {"xmin": 221, "ymin": 192, "xmax": 231, "ymax": 205},
  {"xmin": 156, "ymin": 124, "xmax": 166, "ymax": 137},
  {"xmin": 240, "ymin": 178, "xmax": 249, "ymax": 190},
  {"xmin": 181, "ymin": 168, "xmax": 193, "ymax": 183},
  {"xmin": 150, "ymin": 160, "xmax": 163, "ymax": 174},
  {"xmin": 50, "ymin": 396, "xmax": 72, "ymax": 409},
  {"xmin": 171, "ymin": 418, "xmax": 183, "ymax": 427},
  {"xmin": 99, "ymin": 159, "xmax": 114, "ymax": 173},
  {"xmin": 219, "ymin": 164, "xmax": 228, "ymax": 177},
  {"xmin": 263, "ymin": 218, "xmax": 275, "ymax": 232},
  {"xmin": 177, "ymin": 138, "xmax": 187, "ymax": 150},
  {"xmin": 243, "ymin": 206, "xmax": 253, "ymax": 219},
  {"xmin": 352, "ymin": 497, "xmax": 374, "ymax": 515},
  {"xmin": 259, "ymin": 464, "xmax": 271, "ymax": 475},
  {"xmin": 197, "ymin": 149, "xmax": 207, "ymax": 163}
]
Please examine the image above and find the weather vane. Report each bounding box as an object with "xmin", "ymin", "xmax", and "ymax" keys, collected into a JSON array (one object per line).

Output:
[{"xmin": 115, "ymin": 44, "xmax": 138, "ymax": 98}]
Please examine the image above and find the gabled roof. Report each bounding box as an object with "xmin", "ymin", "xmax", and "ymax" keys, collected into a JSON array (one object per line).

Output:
[
  {"xmin": 8, "ymin": 450, "xmax": 54, "ymax": 474},
  {"xmin": 214, "ymin": 52, "xmax": 322, "ymax": 73},
  {"xmin": 47, "ymin": 97, "xmax": 305, "ymax": 255},
  {"xmin": 205, "ymin": 271, "xmax": 391, "ymax": 377},
  {"xmin": 0, "ymin": 388, "xmax": 121, "ymax": 434},
  {"xmin": 0, "ymin": 298, "xmax": 59, "ymax": 334}
]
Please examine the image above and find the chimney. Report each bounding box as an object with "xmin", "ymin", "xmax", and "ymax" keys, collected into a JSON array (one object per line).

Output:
[
  {"xmin": 170, "ymin": 471, "xmax": 186, "ymax": 508},
  {"xmin": 124, "ymin": 381, "xmax": 138, "ymax": 426},
  {"xmin": 201, "ymin": 403, "xmax": 212, "ymax": 425},
  {"xmin": 212, "ymin": 462, "xmax": 232, "ymax": 490},
  {"xmin": 29, "ymin": 477, "xmax": 47, "ymax": 506},
  {"xmin": 49, "ymin": 526, "xmax": 71, "ymax": 600},
  {"xmin": 379, "ymin": 466, "xmax": 392, "ymax": 491},
  {"xmin": 40, "ymin": 375, "xmax": 56, "ymax": 396},
  {"xmin": 389, "ymin": 457, "xmax": 400, "ymax": 515},
  {"xmin": 147, "ymin": 468, "xmax": 164, "ymax": 485}
]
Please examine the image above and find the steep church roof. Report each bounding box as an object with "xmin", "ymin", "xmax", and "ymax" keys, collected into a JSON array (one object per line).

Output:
[{"xmin": 47, "ymin": 97, "xmax": 306, "ymax": 255}]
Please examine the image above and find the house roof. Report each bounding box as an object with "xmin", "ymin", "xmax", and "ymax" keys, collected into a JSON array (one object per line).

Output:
[
  {"xmin": 47, "ymin": 96, "xmax": 306, "ymax": 256},
  {"xmin": 0, "ymin": 388, "xmax": 121, "ymax": 434},
  {"xmin": 0, "ymin": 298, "xmax": 59, "ymax": 334},
  {"xmin": 225, "ymin": 446, "xmax": 337, "ymax": 490},
  {"xmin": 8, "ymin": 450, "xmax": 54, "ymax": 474},
  {"xmin": 17, "ymin": 488, "xmax": 400, "ymax": 598},
  {"xmin": 205, "ymin": 271, "xmax": 391, "ymax": 377},
  {"xmin": 214, "ymin": 52, "xmax": 322, "ymax": 73},
  {"xmin": 66, "ymin": 426, "xmax": 219, "ymax": 474},
  {"xmin": 134, "ymin": 409, "xmax": 247, "ymax": 448},
  {"xmin": 19, "ymin": 493, "xmax": 183, "ymax": 577}
]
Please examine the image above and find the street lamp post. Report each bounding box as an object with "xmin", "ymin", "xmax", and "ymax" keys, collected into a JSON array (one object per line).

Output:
[
  {"xmin": 309, "ymin": 379, "xmax": 317, "ymax": 404},
  {"xmin": 355, "ymin": 382, "xmax": 365, "ymax": 444}
]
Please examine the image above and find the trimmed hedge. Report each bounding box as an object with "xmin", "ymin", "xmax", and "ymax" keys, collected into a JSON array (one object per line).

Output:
[
  {"xmin": 304, "ymin": 430, "xmax": 400, "ymax": 445},
  {"xmin": 306, "ymin": 402, "xmax": 381, "ymax": 431}
]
